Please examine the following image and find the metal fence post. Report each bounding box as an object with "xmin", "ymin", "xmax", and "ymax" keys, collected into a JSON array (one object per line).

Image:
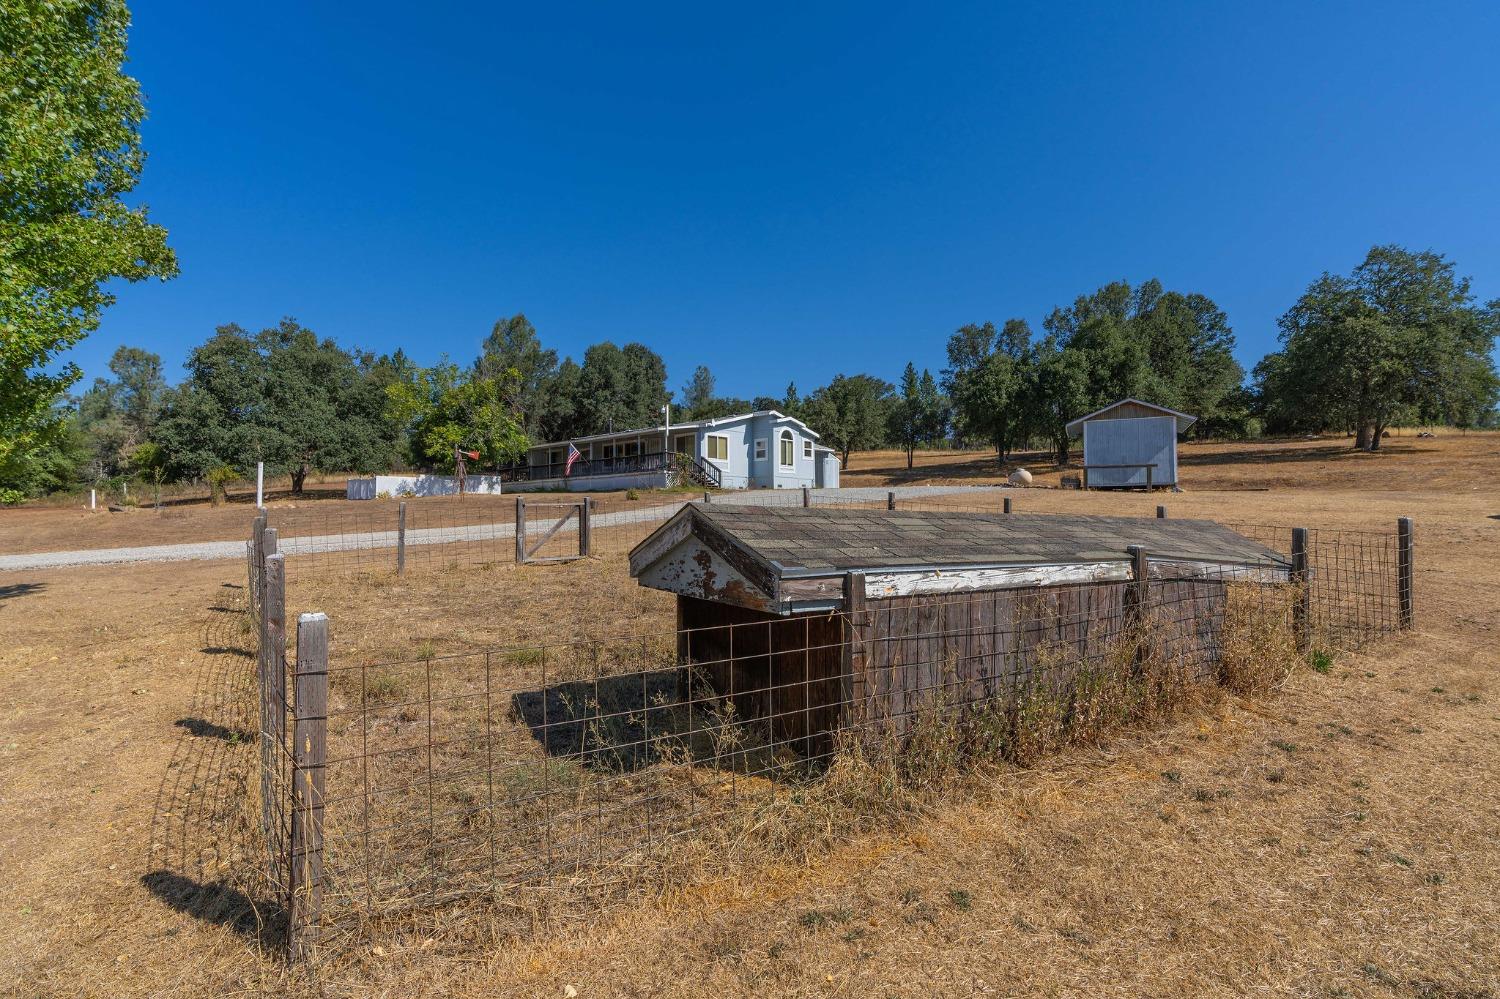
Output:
[
  {"xmin": 1397, "ymin": 517, "xmax": 1414, "ymax": 630},
  {"xmin": 580, "ymin": 497, "xmax": 593, "ymax": 557},
  {"xmin": 396, "ymin": 501, "xmax": 407, "ymax": 576},
  {"xmin": 290, "ymin": 612, "xmax": 328, "ymax": 962},
  {"xmin": 1290, "ymin": 527, "xmax": 1310, "ymax": 653}
]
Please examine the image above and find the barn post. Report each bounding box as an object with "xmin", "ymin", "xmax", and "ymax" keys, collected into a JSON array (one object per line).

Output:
[
  {"xmin": 396, "ymin": 501, "xmax": 407, "ymax": 576},
  {"xmin": 290, "ymin": 612, "xmax": 328, "ymax": 962},
  {"xmin": 841, "ymin": 572, "xmax": 868, "ymax": 735},
  {"xmin": 514, "ymin": 496, "xmax": 527, "ymax": 564},
  {"xmin": 1145, "ymin": 464, "xmax": 1154, "ymax": 491},
  {"xmin": 1397, "ymin": 517, "xmax": 1414, "ymax": 630},
  {"xmin": 580, "ymin": 497, "xmax": 593, "ymax": 557},
  {"xmin": 1290, "ymin": 527, "xmax": 1310, "ymax": 653},
  {"xmin": 886, "ymin": 491, "xmax": 896, "ymax": 511}
]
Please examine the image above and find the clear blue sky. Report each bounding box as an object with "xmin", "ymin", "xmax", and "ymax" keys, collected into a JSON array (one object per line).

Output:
[{"xmin": 87, "ymin": 0, "xmax": 1500, "ymax": 399}]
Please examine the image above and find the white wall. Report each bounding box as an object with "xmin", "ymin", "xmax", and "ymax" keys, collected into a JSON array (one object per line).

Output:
[{"xmin": 346, "ymin": 475, "xmax": 506, "ymax": 499}]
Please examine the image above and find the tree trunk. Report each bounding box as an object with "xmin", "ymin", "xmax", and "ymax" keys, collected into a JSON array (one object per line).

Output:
[
  {"xmin": 1369, "ymin": 421, "xmax": 1387, "ymax": 451},
  {"xmin": 1055, "ymin": 436, "xmax": 1070, "ymax": 466},
  {"xmin": 1354, "ymin": 423, "xmax": 1371, "ymax": 450},
  {"xmin": 291, "ymin": 463, "xmax": 308, "ymax": 495}
]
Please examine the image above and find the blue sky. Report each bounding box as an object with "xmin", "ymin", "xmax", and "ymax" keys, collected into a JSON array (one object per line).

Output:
[{"xmin": 88, "ymin": 0, "xmax": 1500, "ymax": 399}]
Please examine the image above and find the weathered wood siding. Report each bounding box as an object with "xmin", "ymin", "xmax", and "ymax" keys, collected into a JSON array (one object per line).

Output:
[{"xmin": 679, "ymin": 579, "xmax": 1244, "ymax": 753}]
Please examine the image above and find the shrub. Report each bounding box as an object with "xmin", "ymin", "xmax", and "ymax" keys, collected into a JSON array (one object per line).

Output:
[
  {"xmin": 0, "ymin": 488, "xmax": 24, "ymax": 506},
  {"xmin": 207, "ymin": 465, "xmax": 236, "ymax": 506}
]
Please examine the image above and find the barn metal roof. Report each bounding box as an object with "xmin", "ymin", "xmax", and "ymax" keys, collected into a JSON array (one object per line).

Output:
[{"xmin": 628, "ymin": 504, "xmax": 1289, "ymax": 613}]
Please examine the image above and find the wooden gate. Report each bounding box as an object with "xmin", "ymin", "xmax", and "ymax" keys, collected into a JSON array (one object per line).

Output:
[{"xmin": 514, "ymin": 496, "xmax": 593, "ymax": 564}]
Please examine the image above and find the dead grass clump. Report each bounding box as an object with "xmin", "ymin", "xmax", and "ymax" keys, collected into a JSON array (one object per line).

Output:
[{"xmin": 1218, "ymin": 582, "xmax": 1301, "ymax": 695}]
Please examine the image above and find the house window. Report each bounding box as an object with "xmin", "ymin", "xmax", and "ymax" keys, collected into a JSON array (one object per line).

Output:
[
  {"xmin": 778, "ymin": 430, "xmax": 794, "ymax": 467},
  {"xmin": 803, "ymin": 438, "xmax": 814, "ymax": 459},
  {"xmin": 754, "ymin": 438, "xmax": 767, "ymax": 461},
  {"xmin": 706, "ymin": 435, "xmax": 729, "ymax": 462}
]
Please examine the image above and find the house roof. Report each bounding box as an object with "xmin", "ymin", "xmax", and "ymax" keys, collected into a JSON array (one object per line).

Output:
[
  {"xmin": 528, "ymin": 410, "xmax": 820, "ymax": 451},
  {"xmin": 1064, "ymin": 398, "xmax": 1199, "ymax": 437},
  {"xmin": 629, "ymin": 504, "xmax": 1288, "ymax": 613}
]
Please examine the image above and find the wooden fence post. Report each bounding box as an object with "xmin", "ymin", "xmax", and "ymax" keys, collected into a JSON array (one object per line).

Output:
[
  {"xmin": 1397, "ymin": 517, "xmax": 1414, "ymax": 630},
  {"xmin": 802, "ymin": 486, "xmax": 811, "ymax": 508},
  {"xmin": 290, "ymin": 612, "xmax": 329, "ymax": 962},
  {"xmin": 1003, "ymin": 496, "xmax": 1012, "ymax": 515},
  {"xmin": 580, "ymin": 498, "xmax": 593, "ymax": 557},
  {"xmin": 514, "ymin": 497, "xmax": 527, "ymax": 564},
  {"xmin": 841, "ymin": 572, "xmax": 868, "ymax": 732},
  {"xmin": 702, "ymin": 491, "xmax": 711, "ymax": 503},
  {"xmin": 1126, "ymin": 545, "xmax": 1148, "ymax": 610},
  {"xmin": 1290, "ymin": 527, "xmax": 1310, "ymax": 653},
  {"xmin": 1156, "ymin": 505, "xmax": 1167, "ymax": 519},
  {"xmin": 887, "ymin": 491, "xmax": 896, "ymax": 511},
  {"xmin": 261, "ymin": 553, "xmax": 287, "ymax": 884},
  {"xmin": 396, "ymin": 501, "xmax": 407, "ymax": 576}
]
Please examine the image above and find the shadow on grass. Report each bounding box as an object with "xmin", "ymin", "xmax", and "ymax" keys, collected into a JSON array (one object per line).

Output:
[
  {"xmin": 0, "ymin": 582, "xmax": 45, "ymax": 602},
  {"xmin": 510, "ymin": 668, "xmax": 808, "ymax": 780},
  {"xmin": 141, "ymin": 870, "xmax": 284, "ymax": 944},
  {"xmin": 175, "ymin": 717, "xmax": 254, "ymax": 743}
]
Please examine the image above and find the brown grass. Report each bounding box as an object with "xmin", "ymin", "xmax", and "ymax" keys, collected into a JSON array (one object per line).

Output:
[{"xmin": 1, "ymin": 443, "xmax": 1497, "ymax": 997}]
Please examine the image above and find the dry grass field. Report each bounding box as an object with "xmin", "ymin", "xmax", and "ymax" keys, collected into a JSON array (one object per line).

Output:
[{"xmin": 1, "ymin": 433, "xmax": 1498, "ymax": 998}]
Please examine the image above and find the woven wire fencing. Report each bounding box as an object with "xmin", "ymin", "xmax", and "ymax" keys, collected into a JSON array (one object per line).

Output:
[{"xmin": 244, "ymin": 504, "xmax": 1412, "ymax": 960}]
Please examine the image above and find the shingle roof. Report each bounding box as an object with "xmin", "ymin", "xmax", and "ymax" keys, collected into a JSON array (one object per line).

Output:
[{"xmin": 690, "ymin": 504, "xmax": 1284, "ymax": 576}]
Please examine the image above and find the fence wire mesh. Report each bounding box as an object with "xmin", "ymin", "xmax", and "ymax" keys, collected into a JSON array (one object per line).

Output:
[{"xmin": 243, "ymin": 496, "xmax": 1410, "ymax": 958}]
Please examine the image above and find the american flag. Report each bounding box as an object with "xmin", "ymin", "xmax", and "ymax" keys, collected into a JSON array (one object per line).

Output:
[{"xmin": 565, "ymin": 442, "xmax": 582, "ymax": 476}]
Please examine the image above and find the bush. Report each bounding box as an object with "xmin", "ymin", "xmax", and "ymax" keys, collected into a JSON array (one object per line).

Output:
[
  {"xmin": 207, "ymin": 465, "xmax": 236, "ymax": 506},
  {"xmin": 0, "ymin": 488, "xmax": 25, "ymax": 506}
]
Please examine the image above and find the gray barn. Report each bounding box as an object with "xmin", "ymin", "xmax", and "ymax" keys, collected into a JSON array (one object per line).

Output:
[
  {"xmin": 1066, "ymin": 398, "xmax": 1197, "ymax": 489},
  {"xmin": 628, "ymin": 505, "xmax": 1288, "ymax": 754}
]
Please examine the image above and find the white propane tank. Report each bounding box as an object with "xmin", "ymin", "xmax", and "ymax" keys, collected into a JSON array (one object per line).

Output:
[{"xmin": 1008, "ymin": 468, "xmax": 1034, "ymax": 486}]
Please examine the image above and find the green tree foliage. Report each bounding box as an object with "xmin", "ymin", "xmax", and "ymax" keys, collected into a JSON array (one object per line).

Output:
[
  {"xmin": 154, "ymin": 320, "xmax": 397, "ymax": 491},
  {"xmin": 679, "ymin": 365, "xmax": 716, "ymax": 417},
  {"xmin": 802, "ymin": 374, "xmax": 894, "ymax": 465},
  {"xmin": 890, "ymin": 363, "xmax": 949, "ymax": 468},
  {"xmin": 475, "ymin": 313, "xmax": 559, "ymax": 438},
  {"xmin": 1018, "ymin": 337, "xmax": 1090, "ymax": 464},
  {"xmin": 1257, "ymin": 245, "xmax": 1499, "ymax": 449},
  {"xmin": 0, "ymin": 0, "xmax": 177, "ymax": 479},
  {"xmin": 565, "ymin": 341, "xmax": 669, "ymax": 437},
  {"xmin": 388, "ymin": 362, "xmax": 528, "ymax": 471},
  {"xmin": 72, "ymin": 344, "xmax": 166, "ymax": 481},
  {"xmin": 943, "ymin": 320, "xmax": 1030, "ymax": 458},
  {"xmin": 1041, "ymin": 279, "xmax": 1243, "ymax": 432}
]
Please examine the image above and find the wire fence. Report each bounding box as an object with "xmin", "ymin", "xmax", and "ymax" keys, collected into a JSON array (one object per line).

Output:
[{"xmin": 242, "ymin": 503, "xmax": 1414, "ymax": 961}]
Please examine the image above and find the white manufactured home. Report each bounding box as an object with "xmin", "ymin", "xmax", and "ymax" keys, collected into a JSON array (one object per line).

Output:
[
  {"xmin": 507, "ymin": 410, "xmax": 840, "ymax": 493},
  {"xmin": 1066, "ymin": 398, "xmax": 1197, "ymax": 489}
]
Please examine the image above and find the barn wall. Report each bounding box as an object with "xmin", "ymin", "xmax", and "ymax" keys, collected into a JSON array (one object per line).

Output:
[
  {"xmin": 1082, "ymin": 415, "xmax": 1179, "ymax": 486},
  {"xmin": 1091, "ymin": 400, "xmax": 1172, "ymax": 422}
]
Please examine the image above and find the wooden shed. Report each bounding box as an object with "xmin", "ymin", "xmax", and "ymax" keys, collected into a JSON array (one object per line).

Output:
[
  {"xmin": 628, "ymin": 505, "xmax": 1288, "ymax": 756},
  {"xmin": 1066, "ymin": 398, "xmax": 1197, "ymax": 489}
]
